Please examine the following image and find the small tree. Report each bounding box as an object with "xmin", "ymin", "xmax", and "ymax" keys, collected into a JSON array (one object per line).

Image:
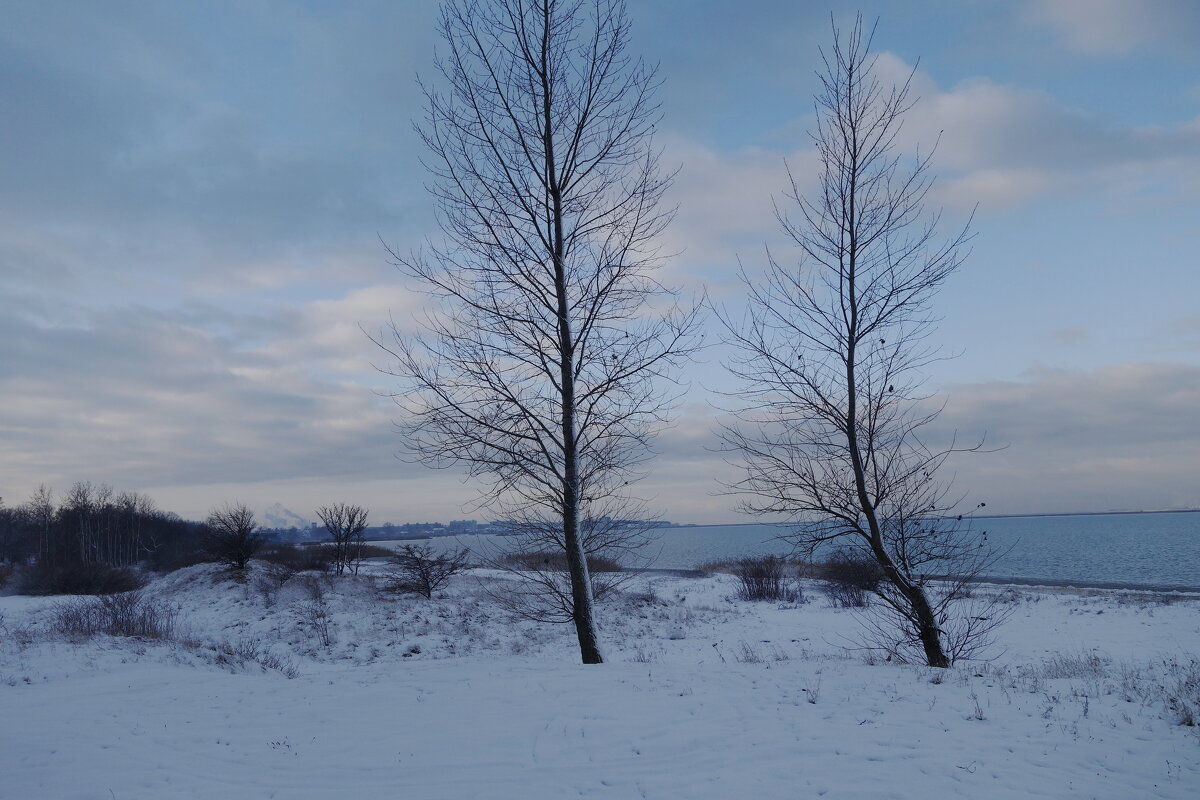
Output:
[
  {"xmin": 721, "ymin": 17, "xmax": 1000, "ymax": 667},
  {"xmin": 204, "ymin": 503, "xmax": 263, "ymax": 570},
  {"xmin": 315, "ymin": 503, "xmax": 369, "ymax": 575},
  {"xmin": 384, "ymin": 544, "xmax": 470, "ymax": 598}
]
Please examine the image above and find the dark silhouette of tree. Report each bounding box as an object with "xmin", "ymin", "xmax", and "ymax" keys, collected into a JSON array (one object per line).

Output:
[
  {"xmin": 384, "ymin": 544, "xmax": 470, "ymax": 598},
  {"xmin": 9, "ymin": 483, "xmax": 205, "ymax": 593},
  {"xmin": 204, "ymin": 503, "xmax": 263, "ymax": 571},
  {"xmin": 316, "ymin": 503, "xmax": 369, "ymax": 575}
]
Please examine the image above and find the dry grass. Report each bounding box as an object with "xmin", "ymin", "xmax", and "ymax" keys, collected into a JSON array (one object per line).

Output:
[
  {"xmin": 356, "ymin": 544, "xmax": 397, "ymax": 559},
  {"xmin": 50, "ymin": 591, "xmax": 177, "ymax": 640},
  {"xmin": 500, "ymin": 550, "xmax": 623, "ymax": 573}
]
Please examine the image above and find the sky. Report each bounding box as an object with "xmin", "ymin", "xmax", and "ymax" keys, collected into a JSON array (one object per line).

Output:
[{"xmin": 2, "ymin": 0, "xmax": 1199, "ymax": 525}]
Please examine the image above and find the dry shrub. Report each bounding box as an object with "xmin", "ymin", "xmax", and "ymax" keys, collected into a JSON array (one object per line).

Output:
[
  {"xmin": 733, "ymin": 556, "xmax": 801, "ymax": 602},
  {"xmin": 819, "ymin": 550, "xmax": 883, "ymax": 608},
  {"xmin": 179, "ymin": 637, "xmax": 299, "ymax": 679},
  {"xmin": 297, "ymin": 575, "xmax": 334, "ymax": 646},
  {"xmin": 254, "ymin": 560, "xmax": 300, "ymax": 606},
  {"xmin": 1165, "ymin": 657, "xmax": 1200, "ymax": 727},
  {"xmin": 51, "ymin": 591, "xmax": 176, "ymax": 640},
  {"xmin": 384, "ymin": 544, "xmax": 471, "ymax": 598},
  {"xmin": 1040, "ymin": 650, "xmax": 1111, "ymax": 680}
]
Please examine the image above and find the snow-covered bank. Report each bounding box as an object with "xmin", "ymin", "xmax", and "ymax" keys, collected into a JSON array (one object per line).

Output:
[{"xmin": 1, "ymin": 564, "xmax": 1197, "ymax": 799}]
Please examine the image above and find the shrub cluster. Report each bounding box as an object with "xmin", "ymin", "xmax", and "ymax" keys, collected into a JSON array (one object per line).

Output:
[
  {"xmin": 383, "ymin": 544, "xmax": 471, "ymax": 598},
  {"xmin": 51, "ymin": 591, "xmax": 176, "ymax": 640},
  {"xmin": 819, "ymin": 550, "xmax": 883, "ymax": 608},
  {"xmin": 1167, "ymin": 657, "xmax": 1200, "ymax": 727},
  {"xmin": 732, "ymin": 556, "xmax": 801, "ymax": 602}
]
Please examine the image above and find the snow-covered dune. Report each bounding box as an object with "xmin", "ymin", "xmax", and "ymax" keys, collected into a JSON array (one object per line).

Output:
[{"xmin": 1, "ymin": 563, "xmax": 1197, "ymax": 799}]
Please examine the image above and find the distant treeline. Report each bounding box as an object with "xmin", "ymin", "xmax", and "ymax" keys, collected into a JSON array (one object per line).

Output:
[{"xmin": 0, "ymin": 483, "xmax": 207, "ymax": 593}]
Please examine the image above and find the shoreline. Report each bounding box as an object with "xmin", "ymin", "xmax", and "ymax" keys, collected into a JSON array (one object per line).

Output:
[
  {"xmin": 968, "ymin": 573, "xmax": 1200, "ymax": 595},
  {"xmin": 640, "ymin": 567, "xmax": 1200, "ymax": 595}
]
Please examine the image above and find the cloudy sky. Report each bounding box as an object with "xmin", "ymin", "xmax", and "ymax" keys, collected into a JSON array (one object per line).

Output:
[{"xmin": 2, "ymin": 0, "xmax": 1198, "ymax": 525}]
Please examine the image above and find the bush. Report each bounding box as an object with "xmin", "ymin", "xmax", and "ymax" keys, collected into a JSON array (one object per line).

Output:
[
  {"xmin": 384, "ymin": 544, "xmax": 470, "ymax": 598},
  {"xmin": 733, "ymin": 556, "xmax": 801, "ymax": 602},
  {"xmin": 500, "ymin": 550, "xmax": 622, "ymax": 573},
  {"xmin": 204, "ymin": 503, "xmax": 264, "ymax": 570},
  {"xmin": 819, "ymin": 550, "xmax": 883, "ymax": 608},
  {"xmin": 177, "ymin": 637, "xmax": 299, "ymax": 679},
  {"xmin": 20, "ymin": 561, "xmax": 146, "ymax": 596},
  {"xmin": 51, "ymin": 591, "xmax": 176, "ymax": 640},
  {"xmin": 1166, "ymin": 657, "xmax": 1200, "ymax": 727}
]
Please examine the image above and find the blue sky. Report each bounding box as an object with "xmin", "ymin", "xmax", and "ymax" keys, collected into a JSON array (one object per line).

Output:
[{"xmin": 2, "ymin": 0, "xmax": 1198, "ymax": 524}]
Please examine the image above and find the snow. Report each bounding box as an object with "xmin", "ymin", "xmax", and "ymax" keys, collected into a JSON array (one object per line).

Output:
[{"xmin": 2, "ymin": 564, "xmax": 1198, "ymax": 799}]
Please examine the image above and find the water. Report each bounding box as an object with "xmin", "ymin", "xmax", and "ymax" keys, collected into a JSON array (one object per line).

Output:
[{"xmin": 393, "ymin": 511, "xmax": 1200, "ymax": 591}]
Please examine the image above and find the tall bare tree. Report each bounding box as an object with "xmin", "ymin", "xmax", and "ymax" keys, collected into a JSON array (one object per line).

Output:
[
  {"xmin": 316, "ymin": 503, "xmax": 369, "ymax": 575},
  {"xmin": 378, "ymin": 0, "xmax": 697, "ymax": 664},
  {"xmin": 720, "ymin": 17, "xmax": 989, "ymax": 667}
]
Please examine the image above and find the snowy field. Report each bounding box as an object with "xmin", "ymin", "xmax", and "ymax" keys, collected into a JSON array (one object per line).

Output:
[{"xmin": 1, "ymin": 562, "xmax": 1197, "ymax": 799}]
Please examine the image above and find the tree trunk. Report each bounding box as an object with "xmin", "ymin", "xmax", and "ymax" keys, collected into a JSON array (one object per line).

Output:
[
  {"xmin": 910, "ymin": 584, "xmax": 950, "ymax": 668},
  {"xmin": 542, "ymin": 5, "xmax": 602, "ymax": 664},
  {"xmin": 866, "ymin": 536, "xmax": 950, "ymax": 667}
]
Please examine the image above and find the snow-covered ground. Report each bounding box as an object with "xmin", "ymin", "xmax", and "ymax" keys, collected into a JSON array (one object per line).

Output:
[{"xmin": 1, "ymin": 563, "xmax": 1197, "ymax": 799}]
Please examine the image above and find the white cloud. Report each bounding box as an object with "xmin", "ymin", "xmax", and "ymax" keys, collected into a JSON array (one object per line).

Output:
[
  {"xmin": 256, "ymin": 284, "xmax": 430, "ymax": 378},
  {"xmin": 657, "ymin": 135, "xmax": 819, "ymax": 293},
  {"xmin": 879, "ymin": 62, "xmax": 1200, "ymax": 211},
  {"xmin": 0, "ymin": 299, "xmax": 408, "ymax": 507},
  {"xmin": 655, "ymin": 361, "xmax": 1200, "ymax": 521},
  {"xmin": 1027, "ymin": 0, "xmax": 1200, "ymax": 55},
  {"xmin": 3, "ymin": 3, "xmax": 1198, "ymax": 527},
  {"xmin": 931, "ymin": 362, "xmax": 1200, "ymax": 513},
  {"xmin": 661, "ymin": 52, "xmax": 1200, "ymax": 248}
]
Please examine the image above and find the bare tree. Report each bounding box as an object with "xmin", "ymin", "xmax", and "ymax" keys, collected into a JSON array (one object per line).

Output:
[
  {"xmin": 26, "ymin": 485, "xmax": 56, "ymax": 567},
  {"xmin": 204, "ymin": 503, "xmax": 263, "ymax": 571},
  {"xmin": 377, "ymin": 0, "xmax": 697, "ymax": 664},
  {"xmin": 383, "ymin": 544, "xmax": 471, "ymax": 598},
  {"xmin": 315, "ymin": 503, "xmax": 369, "ymax": 575},
  {"xmin": 720, "ymin": 17, "xmax": 996, "ymax": 667}
]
